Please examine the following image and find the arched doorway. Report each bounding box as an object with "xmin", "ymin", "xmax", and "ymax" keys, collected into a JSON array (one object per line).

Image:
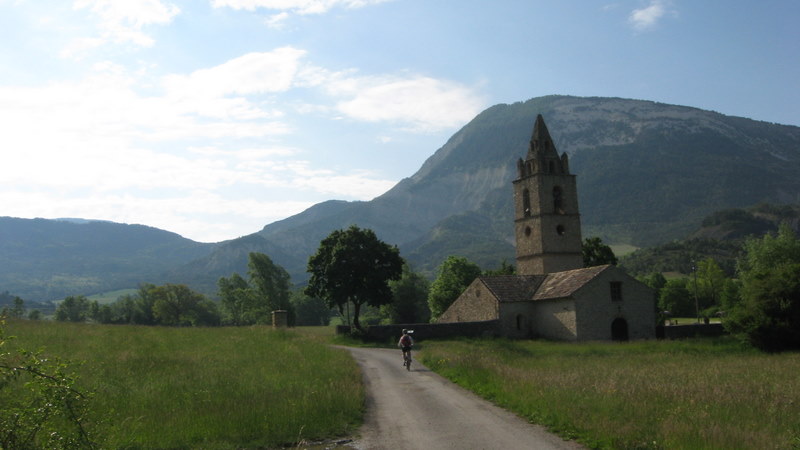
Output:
[{"xmin": 611, "ymin": 318, "xmax": 629, "ymax": 341}]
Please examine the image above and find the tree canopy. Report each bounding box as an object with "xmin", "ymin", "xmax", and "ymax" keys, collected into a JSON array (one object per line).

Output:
[
  {"xmin": 305, "ymin": 225, "xmax": 403, "ymax": 331},
  {"xmin": 384, "ymin": 264, "xmax": 431, "ymax": 324},
  {"xmin": 725, "ymin": 224, "xmax": 800, "ymax": 351},
  {"xmin": 427, "ymin": 255, "xmax": 482, "ymax": 320},
  {"xmin": 217, "ymin": 252, "xmax": 293, "ymax": 325},
  {"xmin": 582, "ymin": 237, "xmax": 618, "ymax": 267}
]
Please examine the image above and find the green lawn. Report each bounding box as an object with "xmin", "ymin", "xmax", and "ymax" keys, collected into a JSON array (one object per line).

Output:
[
  {"xmin": 2, "ymin": 321, "xmax": 363, "ymax": 448},
  {"xmin": 419, "ymin": 337, "xmax": 800, "ymax": 449}
]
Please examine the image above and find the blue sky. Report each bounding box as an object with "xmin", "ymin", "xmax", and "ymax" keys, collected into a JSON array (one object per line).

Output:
[{"xmin": 1, "ymin": 0, "xmax": 798, "ymax": 242}]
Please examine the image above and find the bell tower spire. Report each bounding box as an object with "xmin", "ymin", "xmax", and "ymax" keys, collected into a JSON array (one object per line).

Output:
[{"xmin": 513, "ymin": 114, "xmax": 583, "ymax": 275}]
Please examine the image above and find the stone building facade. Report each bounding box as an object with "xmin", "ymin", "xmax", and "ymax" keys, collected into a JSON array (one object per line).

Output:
[{"xmin": 437, "ymin": 115, "xmax": 655, "ymax": 341}]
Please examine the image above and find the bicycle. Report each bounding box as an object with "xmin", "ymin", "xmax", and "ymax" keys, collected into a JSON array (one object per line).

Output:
[{"xmin": 403, "ymin": 350, "xmax": 412, "ymax": 371}]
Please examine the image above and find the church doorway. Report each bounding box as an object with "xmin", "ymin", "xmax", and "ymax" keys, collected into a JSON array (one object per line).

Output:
[{"xmin": 611, "ymin": 318, "xmax": 629, "ymax": 341}]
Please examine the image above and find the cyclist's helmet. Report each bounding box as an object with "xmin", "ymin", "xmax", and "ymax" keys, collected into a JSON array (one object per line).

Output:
[{"xmin": 402, "ymin": 329, "xmax": 407, "ymax": 334}]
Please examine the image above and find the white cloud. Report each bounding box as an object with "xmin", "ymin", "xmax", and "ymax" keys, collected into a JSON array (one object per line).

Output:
[
  {"xmin": 0, "ymin": 42, "xmax": 480, "ymax": 240},
  {"xmin": 0, "ymin": 189, "xmax": 316, "ymax": 242},
  {"xmin": 63, "ymin": 0, "xmax": 180, "ymax": 58},
  {"xmin": 628, "ymin": 0, "xmax": 673, "ymax": 31},
  {"xmin": 163, "ymin": 47, "xmax": 307, "ymax": 99},
  {"xmin": 277, "ymin": 162, "xmax": 397, "ymax": 198},
  {"xmin": 330, "ymin": 75, "xmax": 485, "ymax": 132},
  {"xmin": 264, "ymin": 12, "xmax": 290, "ymax": 28},
  {"xmin": 212, "ymin": 0, "xmax": 391, "ymax": 15}
]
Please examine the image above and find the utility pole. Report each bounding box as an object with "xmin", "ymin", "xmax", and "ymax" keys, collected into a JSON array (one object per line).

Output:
[{"xmin": 692, "ymin": 262, "xmax": 700, "ymax": 323}]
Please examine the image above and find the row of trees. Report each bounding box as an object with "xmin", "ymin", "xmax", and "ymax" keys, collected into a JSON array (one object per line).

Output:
[
  {"xmin": 639, "ymin": 224, "xmax": 800, "ymax": 351},
  {"xmin": 53, "ymin": 284, "xmax": 221, "ymax": 326},
  {"xmin": 12, "ymin": 221, "xmax": 800, "ymax": 351},
  {"xmin": 9, "ymin": 230, "xmax": 617, "ymax": 330}
]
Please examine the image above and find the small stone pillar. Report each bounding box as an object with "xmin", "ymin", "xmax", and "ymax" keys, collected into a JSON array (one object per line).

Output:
[{"xmin": 272, "ymin": 310, "xmax": 288, "ymax": 328}]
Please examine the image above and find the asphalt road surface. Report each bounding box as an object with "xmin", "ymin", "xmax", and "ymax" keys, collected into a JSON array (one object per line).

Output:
[{"xmin": 346, "ymin": 347, "xmax": 584, "ymax": 450}]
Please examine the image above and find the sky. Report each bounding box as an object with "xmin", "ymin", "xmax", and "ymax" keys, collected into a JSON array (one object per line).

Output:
[{"xmin": 1, "ymin": 0, "xmax": 798, "ymax": 243}]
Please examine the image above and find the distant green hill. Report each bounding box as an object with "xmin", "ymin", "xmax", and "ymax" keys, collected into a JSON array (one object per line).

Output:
[
  {"xmin": 619, "ymin": 204, "xmax": 800, "ymax": 277},
  {"xmin": 0, "ymin": 217, "xmax": 213, "ymax": 301},
  {"xmin": 3, "ymin": 96, "xmax": 800, "ymax": 300}
]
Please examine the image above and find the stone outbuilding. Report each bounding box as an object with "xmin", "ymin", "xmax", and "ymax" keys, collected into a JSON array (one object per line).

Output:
[{"xmin": 437, "ymin": 114, "xmax": 656, "ymax": 340}]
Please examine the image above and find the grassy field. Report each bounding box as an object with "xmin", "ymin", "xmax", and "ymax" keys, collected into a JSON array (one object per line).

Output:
[
  {"xmin": 419, "ymin": 337, "xmax": 800, "ymax": 449},
  {"xmin": 2, "ymin": 321, "xmax": 363, "ymax": 448}
]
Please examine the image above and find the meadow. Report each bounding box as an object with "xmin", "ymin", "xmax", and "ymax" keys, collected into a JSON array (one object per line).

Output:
[
  {"xmin": 419, "ymin": 337, "xmax": 800, "ymax": 449},
  {"xmin": 2, "ymin": 320, "xmax": 363, "ymax": 449}
]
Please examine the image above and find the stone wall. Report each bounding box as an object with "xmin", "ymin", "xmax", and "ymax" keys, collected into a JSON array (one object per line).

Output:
[
  {"xmin": 362, "ymin": 320, "xmax": 501, "ymax": 342},
  {"xmin": 528, "ymin": 299, "xmax": 578, "ymax": 341},
  {"xmin": 574, "ymin": 266, "xmax": 656, "ymax": 340},
  {"xmin": 437, "ymin": 279, "xmax": 499, "ymax": 323},
  {"xmin": 657, "ymin": 323, "xmax": 725, "ymax": 339}
]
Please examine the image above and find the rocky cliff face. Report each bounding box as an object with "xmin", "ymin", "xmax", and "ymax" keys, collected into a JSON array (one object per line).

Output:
[{"xmin": 249, "ymin": 95, "xmax": 800, "ymax": 279}]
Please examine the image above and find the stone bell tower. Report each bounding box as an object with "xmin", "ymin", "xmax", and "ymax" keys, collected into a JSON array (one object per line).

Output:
[{"xmin": 513, "ymin": 114, "xmax": 583, "ymax": 275}]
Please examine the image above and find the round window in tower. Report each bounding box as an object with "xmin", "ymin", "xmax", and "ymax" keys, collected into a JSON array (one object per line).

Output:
[{"xmin": 556, "ymin": 225, "xmax": 566, "ymax": 236}]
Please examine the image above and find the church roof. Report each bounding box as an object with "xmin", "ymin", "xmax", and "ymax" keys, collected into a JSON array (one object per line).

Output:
[
  {"xmin": 480, "ymin": 265, "xmax": 612, "ymax": 303},
  {"xmin": 480, "ymin": 275, "xmax": 546, "ymax": 302},
  {"xmin": 533, "ymin": 265, "xmax": 611, "ymax": 300},
  {"xmin": 526, "ymin": 113, "xmax": 560, "ymax": 161}
]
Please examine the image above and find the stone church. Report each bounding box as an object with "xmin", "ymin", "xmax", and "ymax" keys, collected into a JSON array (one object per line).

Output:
[{"xmin": 437, "ymin": 115, "xmax": 655, "ymax": 341}]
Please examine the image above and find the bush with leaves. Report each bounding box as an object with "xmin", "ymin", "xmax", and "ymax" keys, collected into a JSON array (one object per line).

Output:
[
  {"xmin": 725, "ymin": 224, "xmax": 800, "ymax": 351},
  {"xmin": 0, "ymin": 318, "xmax": 95, "ymax": 449}
]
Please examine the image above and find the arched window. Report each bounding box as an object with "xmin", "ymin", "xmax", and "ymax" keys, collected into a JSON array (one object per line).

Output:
[
  {"xmin": 553, "ymin": 186, "xmax": 563, "ymax": 214},
  {"xmin": 522, "ymin": 189, "xmax": 531, "ymax": 217}
]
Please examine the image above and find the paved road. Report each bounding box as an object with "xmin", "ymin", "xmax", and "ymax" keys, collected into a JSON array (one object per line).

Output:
[{"xmin": 345, "ymin": 347, "xmax": 583, "ymax": 450}]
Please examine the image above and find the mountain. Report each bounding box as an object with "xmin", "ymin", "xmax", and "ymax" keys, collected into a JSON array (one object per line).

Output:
[
  {"xmin": 3, "ymin": 95, "xmax": 800, "ymax": 300},
  {"xmin": 250, "ymin": 95, "xmax": 800, "ymax": 279},
  {"xmin": 163, "ymin": 233, "xmax": 294, "ymax": 295},
  {"xmin": 619, "ymin": 203, "xmax": 800, "ymax": 277},
  {"xmin": 0, "ymin": 217, "xmax": 214, "ymax": 301}
]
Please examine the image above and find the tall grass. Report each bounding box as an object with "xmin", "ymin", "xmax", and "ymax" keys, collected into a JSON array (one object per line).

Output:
[
  {"xmin": 420, "ymin": 338, "xmax": 800, "ymax": 449},
  {"xmin": 4, "ymin": 320, "xmax": 363, "ymax": 448}
]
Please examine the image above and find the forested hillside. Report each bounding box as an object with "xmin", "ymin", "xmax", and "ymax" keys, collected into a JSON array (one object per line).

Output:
[
  {"xmin": 620, "ymin": 204, "xmax": 800, "ymax": 277},
  {"xmin": 0, "ymin": 217, "xmax": 213, "ymax": 300}
]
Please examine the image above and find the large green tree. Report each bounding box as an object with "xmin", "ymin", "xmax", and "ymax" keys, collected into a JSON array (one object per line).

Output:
[
  {"xmin": 249, "ymin": 252, "xmax": 292, "ymax": 314},
  {"xmin": 688, "ymin": 257, "xmax": 728, "ymax": 316},
  {"xmin": 217, "ymin": 273, "xmax": 258, "ymax": 325},
  {"xmin": 427, "ymin": 255, "xmax": 482, "ymax": 320},
  {"xmin": 55, "ymin": 295, "xmax": 91, "ymax": 322},
  {"xmin": 384, "ymin": 264, "xmax": 430, "ymax": 324},
  {"xmin": 149, "ymin": 284, "xmax": 219, "ymax": 326},
  {"xmin": 582, "ymin": 236, "xmax": 618, "ymax": 267},
  {"xmin": 725, "ymin": 224, "xmax": 800, "ymax": 351},
  {"xmin": 306, "ymin": 226, "xmax": 403, "ymax": 331},
  {"xmin": 658, "ymin": 278, "xmax": 693, "ymax": 318},
  {"xmin": 290, "ymin": 291, "xmax": 331, "ymax": 326},
  {"xmin": 217, "ymin": 252, "xmax": 293, "ymax": 325}
]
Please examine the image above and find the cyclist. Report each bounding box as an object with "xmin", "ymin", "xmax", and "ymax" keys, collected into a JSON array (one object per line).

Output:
[{"xmin": 398, "ymin": 329, "xmax": 414, "ymax": 366}]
